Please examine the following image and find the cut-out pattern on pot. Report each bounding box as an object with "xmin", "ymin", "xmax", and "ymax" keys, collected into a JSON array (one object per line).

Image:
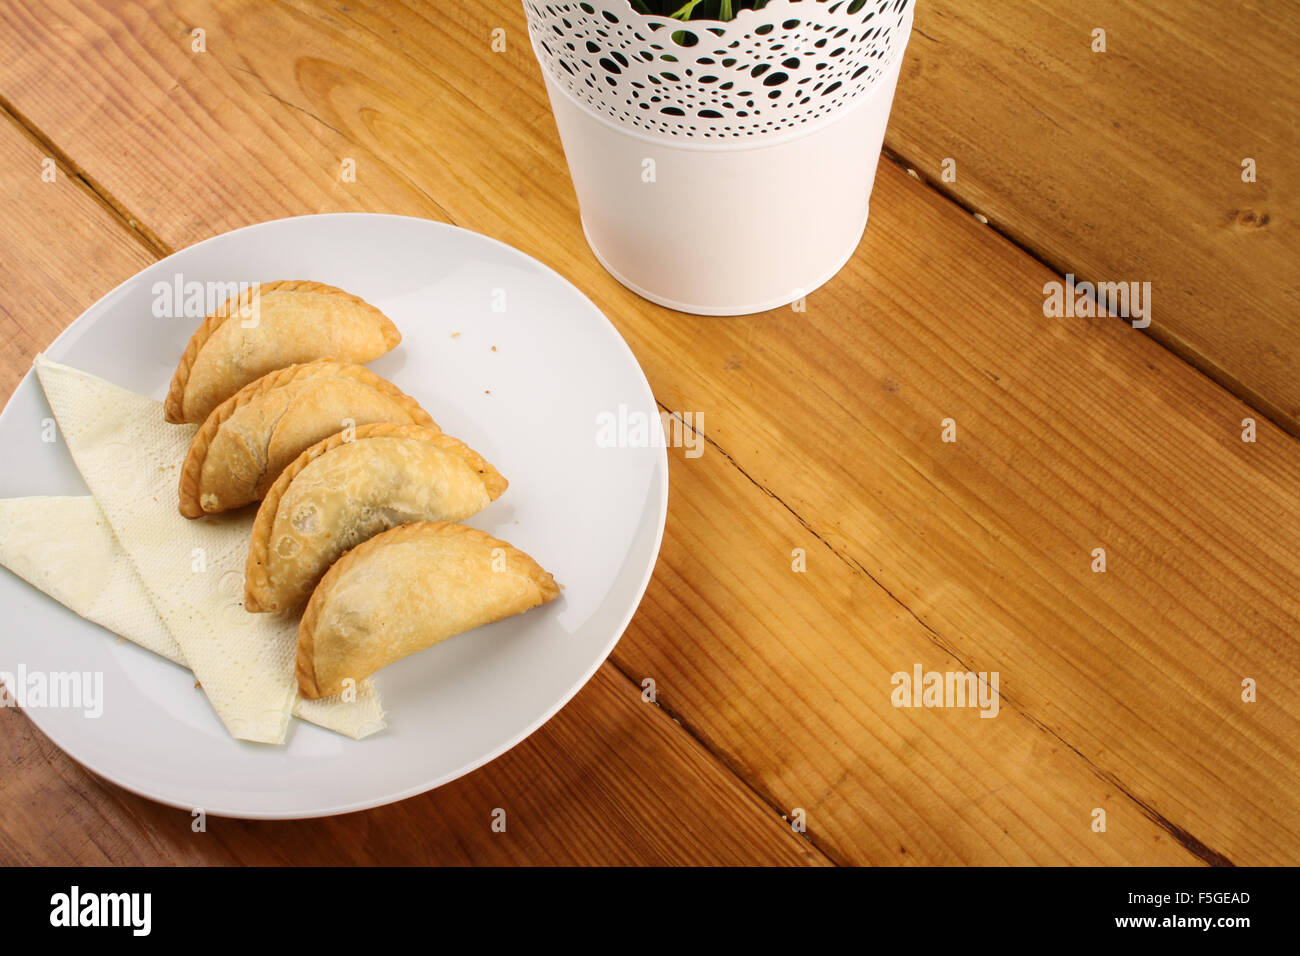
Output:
[{"xmin": 526, "ymin": 0, "xmax": 914, "ymax": 139}]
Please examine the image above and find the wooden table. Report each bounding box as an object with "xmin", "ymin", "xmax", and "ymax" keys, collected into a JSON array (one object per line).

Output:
[{"xmin": 0, "ymin": 1, "xmax": 1296, "ymax": 866}]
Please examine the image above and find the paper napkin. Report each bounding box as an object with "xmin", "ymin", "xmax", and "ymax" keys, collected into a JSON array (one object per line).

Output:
[
  {"xmin": 32, "ymin": 356, "xmax": 384, "ymax": 743},
  {"xmin": 0, "ymin": 495, "xmax": 385, "ymax": 739}
]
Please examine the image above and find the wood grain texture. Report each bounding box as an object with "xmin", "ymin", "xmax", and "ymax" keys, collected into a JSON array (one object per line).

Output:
[
  {"xmin": 888, "ymin": 0, "xmax": 1300, "ymax": 433},
  {"xmin": 620, "ymin": 438, "xmax": 1194, "ymax": 865},
  {"xmin": 0, "ymin": 104, "xmax": 155, "ymax": 398},
  {"xmin": 0, "ymin": 0, "xmax": 1295, "ymax": 865}
]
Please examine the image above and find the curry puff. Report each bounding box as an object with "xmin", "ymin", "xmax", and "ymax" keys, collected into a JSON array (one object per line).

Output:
[
  {"xmin": 179, "ymin": 360, "xmax": 436, "ymax": 518},
  {"xmin": 245, "ymin": 423, "xmax": 508, "ymax": 613},
  {"xmin": 164, "ymin": 280, "xmax": 401, "ymax": 424},
  {"xmin": 296, "ymin": 522, "xmax": 559, "ymax": 699}
]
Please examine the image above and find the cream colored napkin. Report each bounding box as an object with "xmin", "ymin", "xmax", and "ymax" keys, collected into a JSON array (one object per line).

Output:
[
  {"xmin": 0, "ymin": 495, "xmax": 385, "ymax": 739},
  {"xmin": 0, "ymin": 496, "xmax": 184, "ymax": 663},
  {"xmin": 32, "ymin": 356, "xmax": 385, "ymax": 743}
]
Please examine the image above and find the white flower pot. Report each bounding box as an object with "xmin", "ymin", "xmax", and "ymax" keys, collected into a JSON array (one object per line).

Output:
[{"xmin": 526, "ymin": 0, "xmax": 915, "ymax": 316}]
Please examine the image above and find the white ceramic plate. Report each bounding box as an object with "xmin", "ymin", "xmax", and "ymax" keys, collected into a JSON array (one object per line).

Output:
[{"xmin": 0, "ymin": 214, "xmax": 667, "ymax": 818}]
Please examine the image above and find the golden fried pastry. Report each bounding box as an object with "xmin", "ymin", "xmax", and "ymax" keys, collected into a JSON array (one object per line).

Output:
[
  {"xmin": 178, "ymin": 360, "xmax": 436, "ymax": 518},
  {"xmin": 297, "ymin": 522, "xmax": 559, "ymax": 698},
  {"xmin": 164, "ymin": 280, "xmax": 401, "ymax": 423},
  {"xmin": 244, "ymin": 423, "xmax": 508, "ymax": 613}
]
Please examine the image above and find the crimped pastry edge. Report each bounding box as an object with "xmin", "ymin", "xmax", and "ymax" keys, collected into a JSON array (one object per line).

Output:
[
  {"xmin": 243, "ymin": 423, "xmax": 508, "ymax": 612},
  {"xmin": 176, "ymin": 359, "xmax": 436, "ymax": 518},
  {"xmin": 163, "ymin": 279, "xmax": 402, "ymax": 423},
  {"xmin": 296, "ymin": 521, "xmax": 560, "ymax": 698}
]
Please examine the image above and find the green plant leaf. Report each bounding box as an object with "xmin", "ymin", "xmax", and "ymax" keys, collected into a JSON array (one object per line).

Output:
[{"xmin": 628, "ymin": 0, "xmax": 768, "ymax": 22}]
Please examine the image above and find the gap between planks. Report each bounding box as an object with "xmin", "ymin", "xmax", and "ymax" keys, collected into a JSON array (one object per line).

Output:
[
  {"xmin": 603, "ymin": 652, "xmax": 841, "ymax": 866},
  {"xmin": 879, "ymin": 137, "xmax": 1300, "ymax": 446},
  {"xmin": 0, "ymin": 92, "xmax": 173, "ymax": 259},
  {"xmin": 658, "ymin": 403, "xmax": 1234, "ymax": 867}
]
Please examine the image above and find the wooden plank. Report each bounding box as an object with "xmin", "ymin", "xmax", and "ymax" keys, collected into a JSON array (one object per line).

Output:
[
  {"xmin": 619, "ymin": 437, "xmax": 1193, "ymax": 864},
  {"xmin": 887, "ymin": 0, "xmax": 1300, "ymax": 433},
  {"xmin": 0, "ymin": 103, "xmax": 155, "ymax": 397},
  {"xmin": 0, "ymin": 119, "xmax": 819, "ymax": 867},
  {"xmin": 2, "ymin": 0, "xmax": 1296, "ymax": 864},
  {"xmin": 657, "ymin": 171, "xmax": 1300, "ymax": 864}
]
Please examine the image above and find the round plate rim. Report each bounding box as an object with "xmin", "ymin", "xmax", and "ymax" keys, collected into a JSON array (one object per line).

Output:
[{"xmin": 0, "ymin": 212, "xmax": 669, "ymax": 819}]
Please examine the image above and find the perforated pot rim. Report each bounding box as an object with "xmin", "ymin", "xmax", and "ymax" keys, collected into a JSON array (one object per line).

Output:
[
  {"xmin": 526, "ymin": 0, "xmax": 915, "ymax": 145},
  {"xmin": 534, "ymin": 39, "xmax": 906, "ymax": 152}
]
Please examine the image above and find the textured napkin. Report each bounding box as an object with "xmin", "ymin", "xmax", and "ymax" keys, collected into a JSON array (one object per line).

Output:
[
  {"xmin": 32, "ymin": 356, "xmax": 385, "ymax": 743},
  {"xmin": 0, "ymin": 496, "xmax": 183, "ymax": 663},
  {"xmin": 0, "ymin": 495, "xmax": 385, "ymax": 739}
]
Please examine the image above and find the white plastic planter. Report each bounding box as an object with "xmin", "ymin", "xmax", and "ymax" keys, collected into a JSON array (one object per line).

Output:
[{"xmin": 526, "ymin": 0, "xmax": 915, "ymax": 315}]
